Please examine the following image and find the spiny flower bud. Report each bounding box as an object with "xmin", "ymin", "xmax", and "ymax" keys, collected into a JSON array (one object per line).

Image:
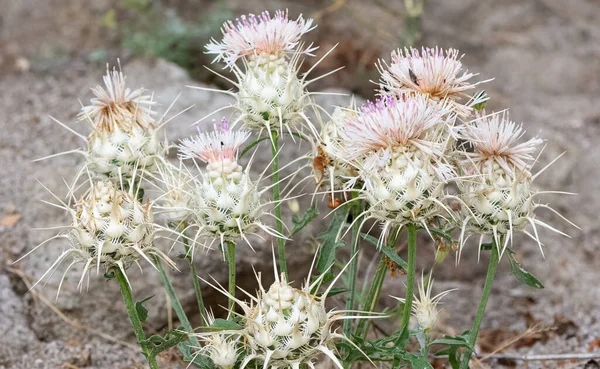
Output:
[
  {"xmin": 392, "ymin": 273, "xmax": 456, "ymax": 332},
  {"xmin": 337, "ymin": 95, "xmax": 454, "ymax": 231},
  {"xmin": 79, "ymin": 68, "xmax": 166, "ymax": 183},
  {"xmin": 378, "ymin": 47, "xmax": 487, "ymax": 117},
  {"xmin": 194, "ymin": 312, "xmax": 241, "ymax": 369}
]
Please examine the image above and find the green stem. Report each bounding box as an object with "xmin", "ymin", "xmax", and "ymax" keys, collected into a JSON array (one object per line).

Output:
[
  {"xmin": 459, "ymin": 243, "xmax": 500, "ymax": 369},
  {"xmin": 178, "ymin": 224, "xmax": 206, "ymax": 325},
  {"xmin": 185, "ymin": 244, "xmax": 206, "ymax": 325},
  {"xmin": 399, "ymin": 225, "xmax": 417, "ymax": 335},
  {"xmin": 271, "ymin": 131, "xmax": 287, "ymax": 277},
  {"xmin": 343, "ymin": 195, "xmax": 362, "ymax": 336},
  {"xmin": 154, "ymin": 256, "xmax": 199, "ymax": 346},
  {"xmin": 226, "ymin": 241, "xmax": 236, "ymax": 311},
  {"xmin": 115, "ymin": 268, "xmax": 159, "ymax": 369},
  {"xmin": 355, "ymin": 227, "xmax": 400, "ymax": 338}
]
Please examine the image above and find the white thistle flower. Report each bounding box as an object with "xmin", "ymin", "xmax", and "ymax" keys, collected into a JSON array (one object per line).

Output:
[
  {"xmin": 202, "ymin": 253, "xmax": 376, "ymax": 369},
  {"xmin": 205, "ymin": 9, "xmax": 317, "ymax": 68},
  {"xmin": 179, "ymin": 120, "xmax": 277, "ymax": 249},
  {"xmin": 18, "ymin": 180, "xmax": 174, "ymax": 294},
  {"xmin": 78, "ymin": 67, "xmax": 166, "ymax": 183},
  {"xmin": 378, "ymin": 47, "xmax": 487, "ymax": 117},
  {"xmin": 336, "ymin": 95, "xmax": 455, "ymax": 234},
  {"xmin": 392, "ymin": 273, "xmax": 456, "ymax": 332},
  {"xmin": 78, "ymin": 67, "xmax": 156, "ymax": 132},
  {"xmin": 456, "ymin": 112, "xmax": 576, "ymax": 258}
]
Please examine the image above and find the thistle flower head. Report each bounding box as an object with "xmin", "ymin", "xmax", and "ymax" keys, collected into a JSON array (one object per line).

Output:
[
  {"xmin": 179, "ymin": 119, "xmax": 250, "ymax": 185},
  {"xmin": 379, "ymin": 47, "xmax": 483, "ymax": 116},
  {"xmin": 341, "ymin": 95, "xmax": 450, "ymax": 170},
  {"xmin": 74, "ymin": 67, "xmax": 166, "ymax": 184},
  {"xmin": 178, "ymin": 122, "xmax": 276, "ymax": 249},
  {"xmin": 78, "ymin": 67, "xmax": 156, "ymax": 134},
  {"xmin": 459, "ymin": 112, "xmax": 543, "ymax": 176},
  {"xmin": 455, "ymin": 112, "xmax": 573, "ymax": 258},
  {"xmin": 21, "ymin": 179, "xmax": 173, "ymax": 295},
  {"xmin": 206, "ymin": 10, "xmax": 317, "ymax": 67},
  {"xmin": 335, "ymin": 95, "xmax": 454, "ymax": 230},
  {"xmin": 202, "ymin": 253, "xmax": 375, "ymax": 369},
  {"xmin": 392, "ymin": 273, "xmax": 456, "ymax": 332}
]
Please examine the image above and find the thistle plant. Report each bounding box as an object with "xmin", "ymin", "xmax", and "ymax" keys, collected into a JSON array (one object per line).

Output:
[{"xmin": 18, "ymin": 8, "xmax": 578, "ymax": 369}]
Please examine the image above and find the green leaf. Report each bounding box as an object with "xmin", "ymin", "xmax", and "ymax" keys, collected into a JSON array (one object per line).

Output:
[
  {"xmin": 239, "ymin": 136, "xmax": 270, "ymax": 158},
  {"xmin": 506, "ymin": 249, "xmax": 544, "ymax": 289},
  {"xmin": 316, "ymin": 208, "xmax": 348, "ymax": 275},
  {"xmin": 430, "ymin": 337, "xmax": 474, "ymax": 351},
  {"xmin": 103, "ymin": 271, "xmax": 116, "ymax": 280},
  {"xmin": 361, "ymin": 233, "xmax": 408, "ymax": 271},
  {"xmin": 427, "ymin": 227, "xmax": 456, "ymax": 242},
  {"xmin": 209, "ymin": 318, "xmax": 242, "ymax": 331},
  {"xmin": 135, "ymin": 295, "xmax": 154, "ymax": 323},
  {"xmin": 290, "ymin": 204, "xmax": 319, "ymax": 236},
  {"xmin": 396, "ymin": 352, "xmax": 434, "ymax": 369},
  {"xmin": 317, "ymin": 287, "xmax": 346, "ymax": 298},
  {"xmin": 144, "ymin": 327, "xmax": 188, "ymax": 356}
]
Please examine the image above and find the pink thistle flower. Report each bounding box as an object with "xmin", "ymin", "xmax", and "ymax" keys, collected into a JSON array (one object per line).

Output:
[
  {"xmin": 78, "ymin": 67, "xmax": 156, "ymax": 134},
  {"xmin": 341, "ymin": 94, "xmax": 451, "ymax": 169},
  {"xmin": 179, "ymin": 118, "xmax": 250, "ymax": 164},
  {"xmin": 459, "ymin": 111, "xmax": 543, "ymax": 176},
  {"xmin": 205, "ymin": 9, "xmax": 317, "ymax": 67},
  {"xmin": 379, "ymin": 47, "xmax": 485, "ymax": 116}
]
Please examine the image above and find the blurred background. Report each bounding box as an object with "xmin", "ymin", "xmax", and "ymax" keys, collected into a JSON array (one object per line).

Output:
[{"xmin": 1, "ymin": 0, "xmax": 600, "ymax": 368}]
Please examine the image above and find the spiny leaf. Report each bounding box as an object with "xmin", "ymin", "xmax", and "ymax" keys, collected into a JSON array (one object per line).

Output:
[
  {"xmin": 361, "ymin": 233, "xmax": 408, "ymax": 271},
  {"xmin": 290, "ymin": 204, "xmax": 318, "ymax": 236},
  {"xmin": 507, "ymin": 249, "xmax": 544, "ymax": 289},
  {"xmin": 135, "ymin": 295, "xmax": 154, "ymax": 323}
]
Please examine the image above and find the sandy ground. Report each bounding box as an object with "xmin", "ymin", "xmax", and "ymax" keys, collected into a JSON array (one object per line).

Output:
[{"xmin": 1, "ymin": 1, "xmax": 600, "ymax": 368}]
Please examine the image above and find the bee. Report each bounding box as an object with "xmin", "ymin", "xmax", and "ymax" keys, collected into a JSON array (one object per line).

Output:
[
  {"xmin": 312, "ymin": 146, "xmax": 331, "ymax": 185},
  {"xmin": 408, "ymin": 68, "xmax": 419, "ymax": 86}
]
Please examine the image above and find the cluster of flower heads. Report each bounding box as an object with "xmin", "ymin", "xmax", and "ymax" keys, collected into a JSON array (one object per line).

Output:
[
  {"xmin": 195, "ymin": 256, "xmax": 373, "ymax": 369},
  {"xmin": 311, "ymin": 44, "xmax": 572, "ymax": 258}
]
